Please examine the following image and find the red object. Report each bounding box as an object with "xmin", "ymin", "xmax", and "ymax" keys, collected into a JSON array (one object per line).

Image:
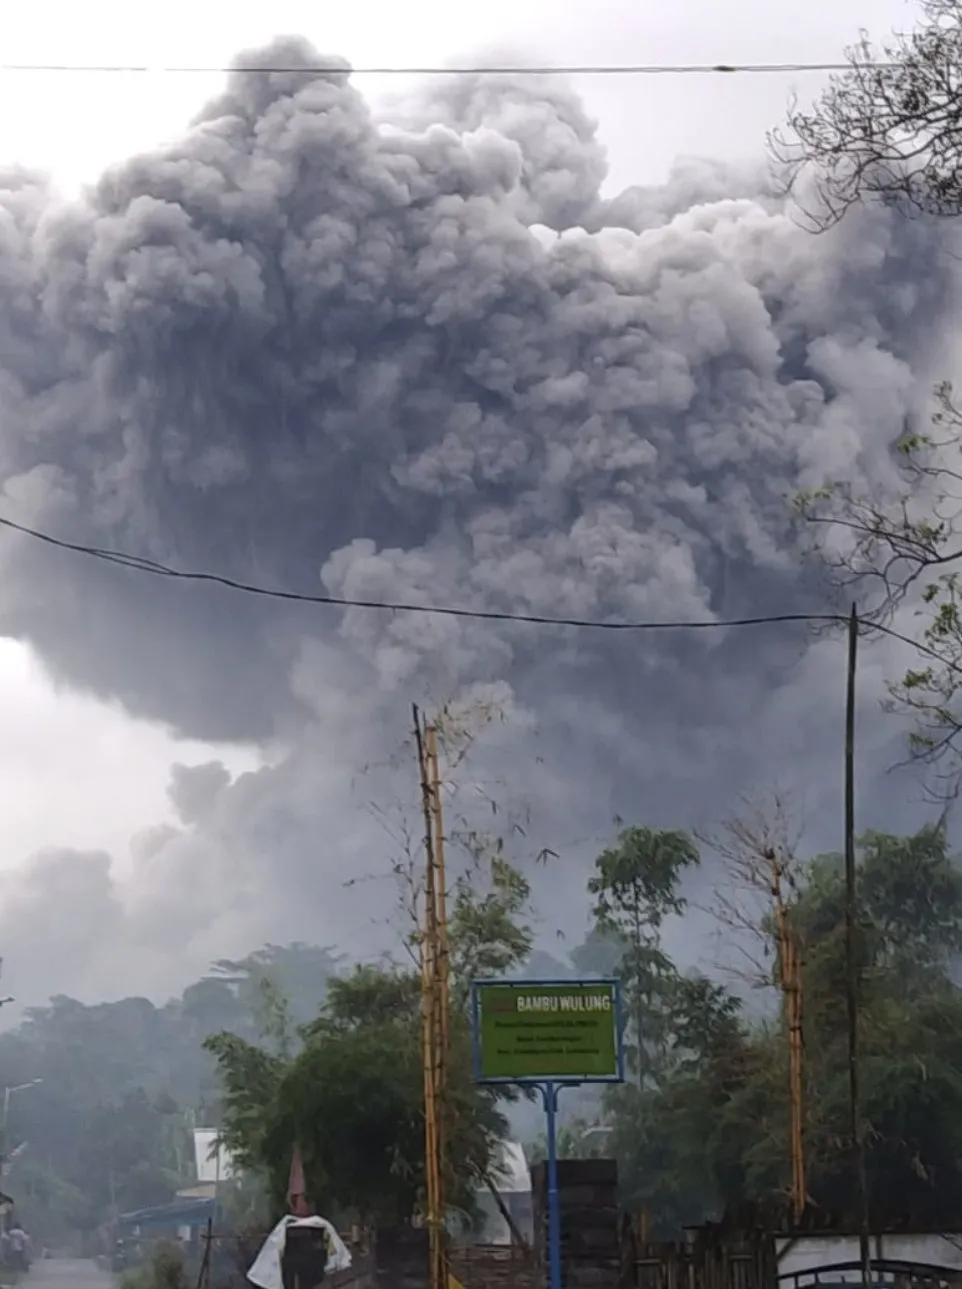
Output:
[{"xmin": 287, "ymin": 1144, "xmax": 313, "ymax": 1217}]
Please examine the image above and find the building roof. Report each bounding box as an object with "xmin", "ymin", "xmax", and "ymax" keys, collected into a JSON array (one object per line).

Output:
[{"xmin": 117, "ymin": 1197, "xmax": 216, "ymax": 1232}]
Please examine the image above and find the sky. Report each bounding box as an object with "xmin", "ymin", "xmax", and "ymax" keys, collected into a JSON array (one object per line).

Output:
[{"xmin": 0, "ymin": 0, "xmax": 948, "ymax": 1010}]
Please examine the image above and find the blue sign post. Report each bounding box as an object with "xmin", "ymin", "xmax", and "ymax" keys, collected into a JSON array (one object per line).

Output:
[{"xmin": 471, "ymin": 979, "xmax": 624, "ymax": 1289}]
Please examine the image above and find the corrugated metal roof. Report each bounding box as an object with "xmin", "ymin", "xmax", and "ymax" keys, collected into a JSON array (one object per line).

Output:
[{"xmin": 118, "ymin": 1198, "xmax": 216, "ymax": 1231}]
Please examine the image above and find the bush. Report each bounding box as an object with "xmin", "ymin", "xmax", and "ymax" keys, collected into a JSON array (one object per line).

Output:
[{"xmin": 120, "ymin": 1242, "xmax": 188, "ymax": 1289}]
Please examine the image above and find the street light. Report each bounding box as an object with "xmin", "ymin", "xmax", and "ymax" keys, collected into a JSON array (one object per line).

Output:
[
  {"xmin": 0, "ymin": 1080, "xmax": 42, "ymax": 1179},
  {"xmin": 2, "ymin": 1081, "xmax": 42, "ymax": 1127},
  {"xmin": 579, "ymin": 1125, "xmax": 615, "ymax": 1157}
]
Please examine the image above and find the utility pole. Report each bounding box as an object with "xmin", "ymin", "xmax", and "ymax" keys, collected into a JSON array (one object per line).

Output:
[
  {"xmin": 413, "ymin": 707, "xmax": 450, "ymax": 1289},
  {"xmin": 844, "ymin": 606, "xmax": 871, "ymax": 1288},
  {"xmin": 767, "ymin": 847, "xmax": 806, "ymax": 1222}
]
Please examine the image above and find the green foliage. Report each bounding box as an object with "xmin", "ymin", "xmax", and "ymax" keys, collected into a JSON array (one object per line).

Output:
[
  {"xmin": 205, "ymin": 853, "xmax": 534, "ymax": 1227},
  {"xmin": 588, "ymin": 827, "xmax": 699, "ymax": 934},
  {"xmin": 0, "ymin": 943, "xmax": 340, "ymax": 1240},
  {"xmin": 201, "ymin": 1034, "xmax": 288, "ymax": 1179},
  {"xmin": 602, "ymin": 819, "xmax": 962, "ymax": 1233},
  {"xmin": 526, "ymin": 1117, "xmax": 613, "ymax": 1166},
  {"xmin": 120, "ymin": 1242, "xmax": 188, "ymax": 1289},
  {"xmin": 588, "ymin": 826, "xmax": 701, "ymax": 1088},
  {"xmin": 10, "ymin": 810, "xmax": 962, "ymax": 1247},
  {"xmin": 448, "ymin": 856, "xmax": 534, "ymax": 1001}
]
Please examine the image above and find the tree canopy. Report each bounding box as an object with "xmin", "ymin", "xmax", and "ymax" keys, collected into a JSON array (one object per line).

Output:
[
  {"xmin": 0, "ymin": 943, "xmax": 342, "ymax": 1241},
  {"xmin": 205, "ymin": 856, "xmax": 534, "ymax": 1226},
  {"xmin": 596, "ymin": 819, "xmax": 962, "ymax": 1233},
  {"xmin": 5, "ymin": 815, "xmax": 962, "ymax": 1245}
]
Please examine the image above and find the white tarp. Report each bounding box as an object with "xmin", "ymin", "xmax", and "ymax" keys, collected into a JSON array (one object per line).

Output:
[{"xmin": 247, "ymin": 1216, "xmax": 352, "ymax": 1289}]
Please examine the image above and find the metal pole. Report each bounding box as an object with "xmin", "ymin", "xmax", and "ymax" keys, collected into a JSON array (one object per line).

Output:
[
  {"xmin": 844, "ymin": 605, "xmax": 871, "ymax": 1288},
  {"xmin": 543, "ymin": 1083, "xmax": 562, "ymax": 1289},
  {"xmin": 0, "ymin": 1089, "xmax": 7, "ymax": 1179}
]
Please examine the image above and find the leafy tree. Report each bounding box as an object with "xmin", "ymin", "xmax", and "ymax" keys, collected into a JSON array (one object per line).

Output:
[
  {"xmin": 599, "ymin": 820, "xmax": 962, "ymax": 1234},
  {"xmin": 447, "ymin": 855, "xmax": 534, "ymax": 1001},
  {"xmin": 782, "ymin": 823, "xmax": 962, "ymax": 1224},
  {"xmin": 607, "ymin": 969, "xmax": 751, "ymax": 1234},
  {"xmin": 206, "ymin": 857, "xmax": 535, "ymax": 1226},
  {"xmin": 76, "ymin": 1089, "xmax": 190, "ymax": 1218},
  {"xmin": 0, "ymin": 942, "xmax": 339, "ymax": 1240},
  {"xmin": 579, "ymin": 822, "xmax": 750, "ymax": 1232},
  {"xmin": 208, "ymin": 962, "xmax": 508, "ymax": 1226},
  {"xmin": 526, "ymin": 1116, "xmax": 614, "ymax": 1165},
  {"xmin": 742, "ymin": 825, "xmax": 962, "ymax": 1225},
  {"xmin": 588, "ymin": 826, "xmax": 700, "ymax": 1087}
]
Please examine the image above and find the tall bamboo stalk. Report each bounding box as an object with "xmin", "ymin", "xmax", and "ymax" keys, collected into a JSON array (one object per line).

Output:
[{"xmin": 414, "ymin": 707, "xmax": 449, "ymax": 1289}]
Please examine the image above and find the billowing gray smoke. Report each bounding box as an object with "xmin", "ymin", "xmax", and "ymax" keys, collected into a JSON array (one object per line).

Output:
[{"xmin": 0, "ymin": 36, "xmax": 954, "ymax": 1002}]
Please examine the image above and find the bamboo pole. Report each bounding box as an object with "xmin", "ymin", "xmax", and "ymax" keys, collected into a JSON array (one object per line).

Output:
[
  {"xmin": 426, "ymin": 725, "xmax": 450, "ymax": 1080},
  {"xmin": 414, "ymin": 708, "xmax": 448, "ymax": 1289},
  {"xmin": 769, "ymin": 847, "xmax": 806, "ymax": 1221},
  {"xmin": 426, "ymin": 722, "xmax": 450, "ymax": 1246}
]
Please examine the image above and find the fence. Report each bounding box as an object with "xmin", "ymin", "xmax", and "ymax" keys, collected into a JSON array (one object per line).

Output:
[
  {"xmin": 209, "ymin": 1230, "xmax": 535, "ymax": 1289},
  {"xmin": 450, "ymin": 1243, "xmax": 538, "ymax": 1289},
  {"xmin": 627, "ymin": 1239, "xmax": 777, "ymax": 1289}
]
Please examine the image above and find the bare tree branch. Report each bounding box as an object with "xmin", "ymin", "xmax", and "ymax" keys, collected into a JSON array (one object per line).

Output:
[
  {"xmin": 697, "ymin": 790, "xmax": 807, "ymax": 992},
  {"xmin": 770, "ymin": 2, "xmax": 962, "ymax": 228}
]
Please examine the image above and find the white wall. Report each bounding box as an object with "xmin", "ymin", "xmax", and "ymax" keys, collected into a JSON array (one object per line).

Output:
[
  {"xmin": 192, "ymin": 1129, "xmax": 235, "ymax": 1183},
  {"xmin": 777, "ymin": 1234, "xmax": 962, "ymax": 1284}
]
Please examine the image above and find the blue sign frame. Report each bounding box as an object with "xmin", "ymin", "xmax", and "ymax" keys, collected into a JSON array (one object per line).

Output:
[
  {"xmin": 470, "ymin": 976, "xmax": 626, "ymax": 1085},
  {"xmin": 470, "ymin": 977, "xmax": 625, "ymax": 1289}
]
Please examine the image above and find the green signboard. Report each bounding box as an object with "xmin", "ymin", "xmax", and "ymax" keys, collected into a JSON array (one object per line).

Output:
[{"xmin": 472, "ymin": 979, "xmax": 623, "ymax": 1083}]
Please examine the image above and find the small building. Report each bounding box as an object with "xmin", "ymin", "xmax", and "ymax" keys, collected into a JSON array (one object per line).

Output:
[
  {"xmin": 114, "ymin": 1196, "xmax": 218, "ymax": 1270},
  {"xmin": 117, "ymin": 1196, "xmax": 217, "ymax": 1240}
]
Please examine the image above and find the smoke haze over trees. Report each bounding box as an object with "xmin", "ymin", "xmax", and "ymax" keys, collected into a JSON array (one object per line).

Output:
[{"xmin": 6, "ymin": 819, "xmax": 962, "ymax": 1243}]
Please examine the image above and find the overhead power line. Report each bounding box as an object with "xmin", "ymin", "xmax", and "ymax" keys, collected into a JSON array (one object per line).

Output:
[
  {"xmin": 0, "ymin": 511, "xmax": 842, "ymax": 632},
  {"xmin": 0, "ymin": 59, "xmax": 898, "ymax": 77},
  {"xmin": 0, "ymin": 509, "xmax": 953, "ymax": 671}
]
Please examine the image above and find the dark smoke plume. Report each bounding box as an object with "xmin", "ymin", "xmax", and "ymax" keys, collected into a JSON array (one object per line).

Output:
[{"xmin": 0, "ymin": 36, "xmax": 953, "ymax": 1001}]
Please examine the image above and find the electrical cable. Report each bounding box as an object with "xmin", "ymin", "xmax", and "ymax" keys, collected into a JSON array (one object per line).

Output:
[
  {"xmin": 2, "ymin": 511, "xmax": 955, "ymax": 674},
  {"xmin": 0, "ymin": 511, "xmax": 844, "ymax": 632},
  {"xmin": 0, "ymin": 59, "xmax": 898, "ymax": 77}
]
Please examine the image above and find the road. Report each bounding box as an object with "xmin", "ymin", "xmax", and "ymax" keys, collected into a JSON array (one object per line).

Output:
[{"xmin": 23, "ymin": 1259, "xmax": 114, "ymax": 1289}]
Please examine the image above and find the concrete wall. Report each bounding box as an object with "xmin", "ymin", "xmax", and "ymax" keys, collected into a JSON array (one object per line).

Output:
[{"xmin": 776, "ymin": 1233, "xmax": 962, "ymax": 1285}]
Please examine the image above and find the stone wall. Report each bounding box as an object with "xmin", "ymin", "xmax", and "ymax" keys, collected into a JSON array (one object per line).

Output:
[
  {"xmin": 450, "ymin": 1244, "xmax": 537, "ymax": 1289},
  {"xmin": 530, "ymin": 1159, "xmax": 620, "ymax": 1289},
  {"xmin": 372, "ymin": 1228, "xmax": 430, "ymax": 1289}
]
